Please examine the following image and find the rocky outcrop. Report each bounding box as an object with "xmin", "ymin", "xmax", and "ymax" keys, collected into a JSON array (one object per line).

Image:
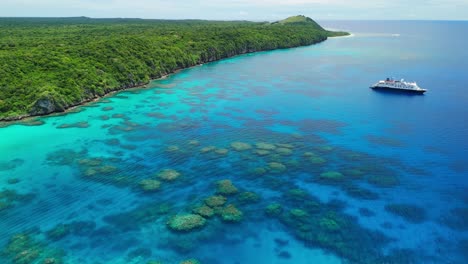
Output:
[{"xmin": 30, "ymin": 98, "xmax": 58, "ymax": 116}]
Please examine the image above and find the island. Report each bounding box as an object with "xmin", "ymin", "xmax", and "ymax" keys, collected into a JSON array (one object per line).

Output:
[{"xmin": 0, "ymin": 15, "xmax": 348, "ymax": 121}]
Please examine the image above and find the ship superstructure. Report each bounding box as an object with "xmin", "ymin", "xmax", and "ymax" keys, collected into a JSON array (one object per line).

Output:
[{"xmin": 370, "ymin": 78, "xmax": 426, "ymax": 94}]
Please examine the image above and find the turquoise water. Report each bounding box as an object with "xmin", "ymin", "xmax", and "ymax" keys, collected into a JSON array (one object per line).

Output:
[{"xmin": 1, "ymin": 21, "xmax": 467, "ymax": 264}]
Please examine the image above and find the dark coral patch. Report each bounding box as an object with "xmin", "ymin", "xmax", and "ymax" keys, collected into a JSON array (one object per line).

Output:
[{"xmin": 385, "ymin": 203, "xmax": 427, "ymax": 224}]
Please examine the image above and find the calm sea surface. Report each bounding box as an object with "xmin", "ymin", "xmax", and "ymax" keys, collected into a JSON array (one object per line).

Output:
[{"xmin": 0, "ymin": 21, "xmax": 467, "ymax": 264}]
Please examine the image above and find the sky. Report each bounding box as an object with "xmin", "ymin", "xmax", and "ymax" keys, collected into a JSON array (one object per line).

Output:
[{"xmin": 1, "ymin": 0, "xmax": 467, "ymax": 21}]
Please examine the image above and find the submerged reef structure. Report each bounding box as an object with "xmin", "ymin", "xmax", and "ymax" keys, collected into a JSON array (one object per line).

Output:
[
  {"xmin": 237, "ymin": 191, "xmax": 261, "ymax": 204},
  {"xmin": 139, "ymin": 179, "xmax": 162, "ymax": 192},
  {"xmin": 319, "ymin": 171, "xmax": 345, "ymax": 182},
  {"xmin": 192, "ymin": 205, "xmax": 215, "ymax": 218},
  {"xmin": 4, "ymin": 233, "xmax": 65, "ymax": 264},
  {"xmin": 180, "ymin": 259, "xmax": 201, "ymax": 264},
  {"xmin": 167, "ymin": 214, "xmax": 207, "ymax": 232},
  {"xmin": 219, "ymin": 204, "xmax": 243, "ymax": 222},
  {"xmin": 0, "ymin": 189, "xmax": 35, "ymax": 213},
  {"xmin": 204, "ymin": 195, "xmax": 227, "ymax": 208},
  {"xmin": 268, "ymin": 162, "xmax": 287, "ymax": 173},
  {"xmin": 104, "ymin": 202, "xmax": 171, "ymax": 231},
  {"xmin": 260, "ymin": 184, "xmax": 416, "ymax": 264},
  {"xmin": 265, "ymin": 203, "xmax": 283, "ymax": 217},
  {"xmin": 157, "ymin": 169, "xmax": 181, "ymax": 182},
  {"xmin": 230, "ymin": 141, "xmax": 252, "ymax": 151},
  {"xmin": 385, "ymin": 203, "xmax": 427, "ymax": 223},
  {"xmin": 216, "ymin": 180, "xmax": 238, "ymax": 195}
]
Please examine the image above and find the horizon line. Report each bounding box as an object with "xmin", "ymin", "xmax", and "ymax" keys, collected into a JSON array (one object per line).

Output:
[{"xmin": 0, "ymin": 16, "xmax": 467, "ymax": 22}]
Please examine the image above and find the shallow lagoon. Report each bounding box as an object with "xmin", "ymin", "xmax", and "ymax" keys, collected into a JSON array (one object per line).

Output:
[{"xmin": 0, "ymin": 21, "xmax": 467, "ymax": 263}]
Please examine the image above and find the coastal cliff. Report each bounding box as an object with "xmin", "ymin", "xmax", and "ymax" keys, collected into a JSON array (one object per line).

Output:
[{"xmin": 0, "ymin": 16, "xmax": 348, "ymax": 121}]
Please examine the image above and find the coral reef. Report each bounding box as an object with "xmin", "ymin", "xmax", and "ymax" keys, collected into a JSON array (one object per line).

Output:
[
  {"xmin": 359, "ymin": 208, "xmax": 376, "ymax": 217},
  {"xmin": 344, "ymin": 184, "xmax": 379, "ymax": 200},
  {"xmin": 188, "ymin": 140, "xmax": 200, "ymax": 146},
  {"xmin": 265, "ymin": 203, "xmax": 283, "ymax": 217},
  {"xmin": 57, "ymin": 121, "xmax": 89, "ymax": 129},
  {"xmin": 46, "ymin": 149, "xmax": 82, "ymax": 166},
  {"xmin": 216, "ymin": 180, "xmax": 238, "ymax": 195},
  {"xmin": 268, "ymin": 162, "xmax": 286, "ymax": 173},
  {"xmin": 367, "ymin": 174, "xmax": 399, "ymax": 188},
  {"xmin": 251, "ymin": 167, "xmax": 267, "ymax": 175},
  {"xmin": 269, "ymin": 187, "xmax": 398, "ymax": 264},
  {"xmin": 276, "ymin": 147, "xmax": 293, "ymax": 156},
  {"xmin": 139, "ymin": 179, "xmax": 161, "ymax": 192},
  {"xmin": 204, "ymin": 195, "xmax": 227, "ymax": 208},
  {"xmin": 276, "ymin": 143, "xmax": 294, "ymax": 149},
  {"xmin": 230, "ymin": 141, "xmax": 252, "ymax": 151},
  {"xmin": 254, "ymin": 150, "xmax": 270, "ymax": 156},
  {"xmin": 192, "ymin": 205, "xmax": 215, "ymax": 218},
  {"xmin": 309, "ymin": 156, "xmax": 327, "ymax": 165},
  {"xmin": 285, "ymin": 188, "xmax": 308, "ymax": 202},
  {"xmin": 289, "ymin": 208, "xmax": 308, "ymax": 220},
  {"xmin": 7, "ymin": 178, "xmax": 20, "ymax": 184},
  {"xmin": 442, "ymin": 207, "xmax": 468, "ymax": 230},
  {"xmin": 46, "ymin": 224, "xmax": 71, "ymax": 241},
  {"xmin": 0, "ymin": 189, "xmax": 35, "ymax": 213},
  {"xmin": 166, "ymin": 145, "xmax": 180, "ymax": 152},
  {"xmin": 180, "ymin": 259, "xmax": 201, "ymax": 264},
  {"xmin": 167, "ymin": 214, "xmax": 207, "ymax": 232},
  {"xmin": 127, "ymin": 247, "xmax": 152, "ymax": 260},
  {"xmin": 104, "ymin": 203, "xmax": 171, "ymax": 231},
  {"xmin": 157, "ymin": 169, "xmax": 181, "ymax": 182},
  {"xmin": 215, "ymin": 148, "xmax": 229, "ymax": 155},
  {"xmin": 319, "ymin": 171, "xmax": 344, "ymax": 182},
  {"xmin": 219, "ymin": 204, "xmax": 243, "ymax": 222},
  {"xmin": 238, "ymin": 191, "xmax": 261, "ymax": 204},
  {"xmin": 255, "ymin": 142, "xmax": 276, "ymax": 150},
  {"xmin": 200, "ymin": 146, "xmax": 216, "ymax": 153},
  {"xmin": 77, "ymin": 158, "xmax": 103, "ymax": 167},
  {"xmin": 4, "ymin": 233, "xmax": 64, "ymax": 264},
  {"xmin": 385, "ymin": 203, "xmax": 427, "ymax": 223}
]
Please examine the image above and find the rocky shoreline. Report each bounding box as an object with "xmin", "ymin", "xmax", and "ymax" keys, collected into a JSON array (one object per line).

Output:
[{"xmin": 0, "ymin": 42, "xmax": 330, "ymax": 124}]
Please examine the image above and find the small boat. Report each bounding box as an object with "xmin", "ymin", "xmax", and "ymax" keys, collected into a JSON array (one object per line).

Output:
[{"xmin": 370, "ymin": 78, "xmax": 426, "ymax": 94}]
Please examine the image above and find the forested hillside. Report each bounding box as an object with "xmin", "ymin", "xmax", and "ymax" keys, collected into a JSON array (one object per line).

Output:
[{"xmin": 0, "ymin": 16, "xmax": 348, "ymax": 120}]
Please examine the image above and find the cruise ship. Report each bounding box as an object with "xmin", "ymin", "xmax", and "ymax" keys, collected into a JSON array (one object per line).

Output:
[{"xmin": 370, "ymin": 78, "xmax": 426, "ymax": 94}]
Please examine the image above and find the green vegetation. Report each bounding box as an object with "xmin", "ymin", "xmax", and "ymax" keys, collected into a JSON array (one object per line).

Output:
[
  {"xmin": 274, "ymin": 15, "xmax": 324, "ymax": 28},
  {"xmin": 0, "ymin": 16, "xmax": 348, "ymax": 120}
]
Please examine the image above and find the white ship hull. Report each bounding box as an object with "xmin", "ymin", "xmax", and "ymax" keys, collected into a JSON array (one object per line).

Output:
[
  {"xmin": 370, "ymin": 78, "xmax": 426, "ymax": 94},
  {"xmin": 370, "ymin": 85, "xmax": 426, "ymax": 94}
]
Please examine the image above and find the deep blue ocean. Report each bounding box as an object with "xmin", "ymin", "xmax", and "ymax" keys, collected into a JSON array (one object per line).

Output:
[{"xmin": 0, "ymin": 21, "xmax": 467, "ymax": 264}]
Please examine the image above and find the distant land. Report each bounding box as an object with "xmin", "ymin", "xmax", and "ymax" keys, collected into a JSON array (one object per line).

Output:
[{"xmin": 0, "ymin": 15, "xmax": 349, "ymax": 121}]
